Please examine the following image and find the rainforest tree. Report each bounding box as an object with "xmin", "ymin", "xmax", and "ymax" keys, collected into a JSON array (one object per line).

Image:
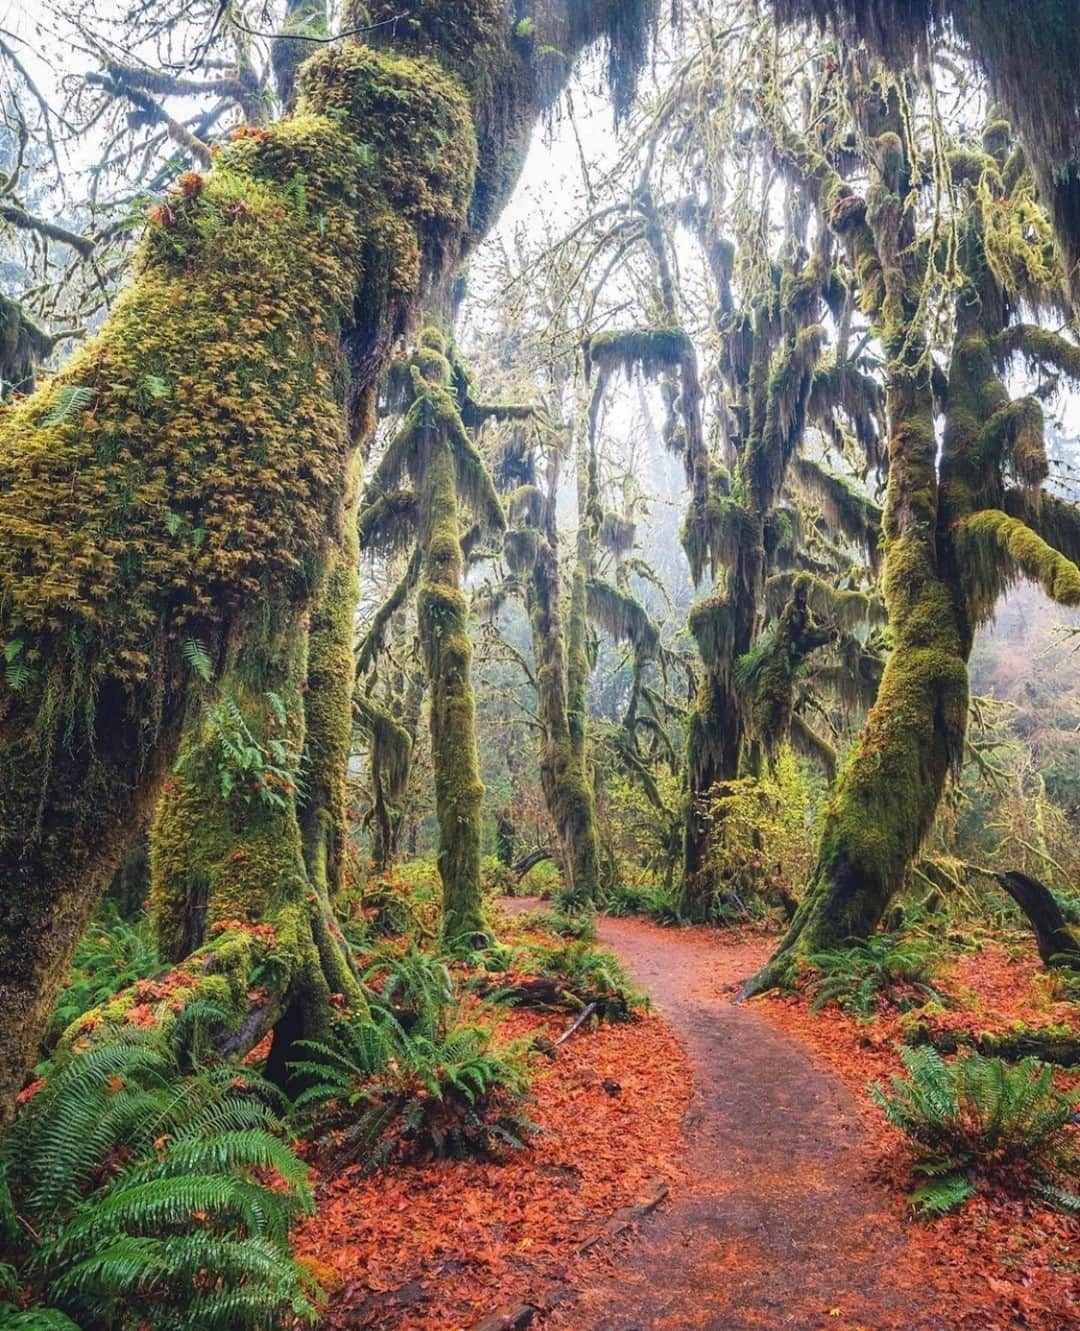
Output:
[{"xmin": 0, "ymin": 0, "xmax": 662, "ymax": 1120}]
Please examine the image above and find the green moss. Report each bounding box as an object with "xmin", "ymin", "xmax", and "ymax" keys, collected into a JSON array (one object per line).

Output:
[
  {"xmin": 956, "ymin": 508, "xmax": 1080, "ymax": 618},
  {"xmin": 736, "ymin": 576, "xmax": 833, "ymax": 759},
  {"xmin": 295, "ymin": 43, "xmax": 477, "ymax": 264},
  {"xmin": 586, "ymin": 578, "xmax": 658, "ymax": 655},
  {"xmin": 300, "ymin": 455, "xmax": 361, "ymax": 899},
  {"xmin": 585, "ymin": 327, "xmax": 693, "ymax": 382},
  {"xmin": 1003, "ymin": 488, "xmax": 1080, "ymax": 566},
  {"xmin": 789, "ymin": 456, "xmax": 883, "ymax": 565}
]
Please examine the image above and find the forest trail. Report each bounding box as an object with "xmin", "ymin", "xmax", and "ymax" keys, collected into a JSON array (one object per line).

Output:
[{"xmin": 518, "ymin": 908, "xmax": 953, "ymax": 1331}]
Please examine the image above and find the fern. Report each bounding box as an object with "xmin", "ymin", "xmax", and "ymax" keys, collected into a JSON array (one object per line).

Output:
[
  {"xmin": 908, "ymin": 1174, "xmax": 976, "ymax": 1215},
  {"xmin": 871, "ymin": 1046, "xmax": 1079, "ymax": 1214},
  {"xmin": 506, "ymin": 940, "xmax": 646, "ymax": 1021},
  {"xmin": 2, "ymin": 640, "xmax": 32, "ymax": 693},
  {"xmin": 48, "ymin": 908, "xmax": 160, "ymax": 1044},
  {"xmin": 181, "ymin": 637, "xmax": 213, "ymax": 682},
  {"xmin": 807, "ymin": 933, "xmax": 942, "ymax": 1017},
  {"xmin": 3, "ymin": 1030, "xmax": 319, "ymax": 1329},
  {"xmin": 42, "ymin": 385, "xmax": 93, "ymax": 427},
  {"xmin": 292, "ymin": 1006, "xmax": 535, "ymax": 1171},
  {"xmin": 0, "ymin": 1310, "xmax": 82, "ymax": 1330}
]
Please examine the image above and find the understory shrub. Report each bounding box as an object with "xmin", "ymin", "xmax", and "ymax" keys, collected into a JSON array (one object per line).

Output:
[
  {"xmin": 806, "ymin": 933, "xmax": 942, "ymax": 1016},
  {"xmin": 291, "ymin": 1008, "xmax": 534, "ymax": 1170},
  {"xmin": 519, "ymin": 859, "xmax": 562, "ymax": 899},
  {"xmin": 357, "ymin": 863, "xmax": 442, "ymax": 939},
  {"xmin": 521, "ymin": 941, "xmax": 646, "ymax": 1021},
  {"xmin": 480, "ymin": 855, "xmax": 518, "ymax": 898},
  {"xmin": 603, "ymin": 881, "xmax": 681, "ymax": 924},
  {"xmin": 361, "ymin": 946, "xmax": 455, "ymax": 1030},
  {"xmin": 706, "ymin": 753, "xmax": 818, "ymax": 915},
  {"xmin": 525, "ymin": 907, "xmax": 597, "ymax": 942},
  {"xmin": 871, "ymin": 1045, "xmax": 1080, "ymax": 1215},
  {"xmin": 0, "ymin": 1030, "xmax": 319, "ymax": 1330}
]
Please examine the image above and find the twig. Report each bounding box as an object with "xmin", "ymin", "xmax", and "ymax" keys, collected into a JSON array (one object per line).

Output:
[{"xmin": 554, "ymin": 1001, "xmax": 598, "ymax": 1046}]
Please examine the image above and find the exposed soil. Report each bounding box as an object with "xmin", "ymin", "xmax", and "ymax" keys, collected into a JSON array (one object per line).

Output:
[{"xmin": 544, "ymin": 913, "xmax": 960, "ymax": 1331}]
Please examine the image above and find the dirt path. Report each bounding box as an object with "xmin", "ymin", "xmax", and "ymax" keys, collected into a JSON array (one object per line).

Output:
[{"xmin": 540, "ymin": 913, "xmax": 952, "ymax": 1331}]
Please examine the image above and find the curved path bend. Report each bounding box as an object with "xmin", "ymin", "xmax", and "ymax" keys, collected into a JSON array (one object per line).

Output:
[{"xmin": 540, "ymin": 912, "xmax": 951, "ymax": 1331}]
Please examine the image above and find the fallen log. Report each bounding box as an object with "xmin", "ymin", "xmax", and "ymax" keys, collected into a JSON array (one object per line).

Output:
[{"xmin": 909, "ymin": 1023, "xmax": 1080, "ymax": 1067}]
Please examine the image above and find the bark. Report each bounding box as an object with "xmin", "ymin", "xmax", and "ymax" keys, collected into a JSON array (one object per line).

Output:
[
  {"xmin": 560, "ymin": 437, "xmax": 605, "ymax": 907},
  {"xmin": 510, "ymin": 448, "xmax": 602, "ymax": 906}
]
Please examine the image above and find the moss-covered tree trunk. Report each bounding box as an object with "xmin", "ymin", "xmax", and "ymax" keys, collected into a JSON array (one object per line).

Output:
[
  {"xmin": 508, "ymin": 464, "xmax": 602, "ymax": 906},
  {"xmin": 418, "ymin": 425, "xmax": 487, "ymax": 947},
  {"xmin": 748, "ymin": 356, "xmax": 967, "ymax": 988},
  {"xmin": 748, "ymin": 102, "xmax": 1080, "ymax": 991},
  {"xmin": 0, "ymin": 0, "xmax": 658, "ymax": 1120}
]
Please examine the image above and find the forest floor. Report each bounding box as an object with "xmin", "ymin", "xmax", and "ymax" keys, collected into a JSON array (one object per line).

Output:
[{"xmin": 297, "ymin": 904, "xmax": 1079, "ymax": 1331}]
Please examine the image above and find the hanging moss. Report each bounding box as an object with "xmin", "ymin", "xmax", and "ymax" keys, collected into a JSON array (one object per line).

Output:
[
  {"xmin": 775, "ymin": 0, "xmax": 1080, "ymax": 302},
  {"xmin": 584, "ymin": 327, "xmax": 693, "ymax": 382},
  {"xmin": 688, "ymin": 594, "xmax": 735, "ymax": 679},
  {"xmin": 355, "ymin": 690, "xmax": 413, "ymax": 872},
  {"xmin": 789, "ymin": 456, "xmax": 883, "ymax": 565},
  {"xmin": 680, "ymin": 494, "xmax": 758, "ymax": 586},
  {"xmin": 763, "ymin": 506, "xmax": 802, "ymax": 570},
  {"xmin": 746, "ymin": 324, "xmax": 827, "ymax": 518},
  {"xmin": 789, "ymin": 712, "xmax": 838, "ymax": 779},
  {"xmin": 994, "ymin": 324, "xmax": 1080, "ymax": 382},
  {"xmin": 586, "ymin": 578, "xmax": 659, "ymax": 656},
  {"xmin": 598, "ymin": 510, "xmax": 636, "ymax": 555},
  {"xmin": 1003, "ymin": 488, "xmax": 1080, "ymax": 566},
  {"xmin": 736, "ymin": 576, "xmax": 833, "ymax": 760},
  {"xmin": 0, "ymin": 294, "xmax": 62, "ymax": 397},
  {"xmin": 764, "ymin": 571, "xmax": 885, "ymax": 630},
  {"xmin": 359, "ymin": 491, "xmax": 420, "ymax": 553}
]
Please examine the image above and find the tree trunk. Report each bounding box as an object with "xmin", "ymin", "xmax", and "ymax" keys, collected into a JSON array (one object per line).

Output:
[
  {"xmin": 558, "ymin": 450, "xmax": 604, "ymax": 908},
  {"xmin": 532, "ymin": 512, "xmax": 601, "ymax": 906},
  {"xmin": 745, "ymin": 91, "xmax": 969, "ymax": 990},
  {"xmin": 419, "ymin": 436, "xmax": 486, "ymax": 948}
]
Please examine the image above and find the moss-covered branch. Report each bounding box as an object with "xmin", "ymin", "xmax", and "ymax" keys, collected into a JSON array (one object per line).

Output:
[
  {"xmin": 955, "ymin": 509, "xmax": 1080, "ymax": 620},
  {"xmin": 789, "ymin": 456, "xmax": 882, "ymax": 565},
  {"xmin": 993, "ymin": 324, "xmax": 1080, "ymax": 382},
  {"xmin": 1003, "ymin": 488, "xmax": 1080, "ymax": 567}
]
